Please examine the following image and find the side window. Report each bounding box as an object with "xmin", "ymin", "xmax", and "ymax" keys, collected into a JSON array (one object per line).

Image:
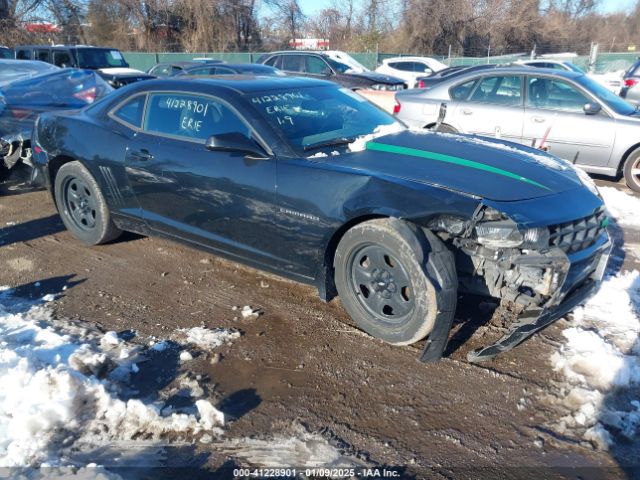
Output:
[
  {"xmin": 186, "ymin": 67, "xmax": 213, "ymax": 75},
  {"xmin": 143, "ymin": 93, "xmax": 250, "ymax": 142},
  {"xmin": 281, "ymin": 55, "xmax": 302, "ymax": 72},
  {"xmin": 16, "ymin": 49, "xmax": 31, "ymax": 60},
  {"xmin": 53, "ymin": 51, "xmax": 72, "ymax": 67},
  {"xmin": 392, "ymin": 62, "xmax": 414, "ymax": 72},
  {"xmin": 527, "ymin": 77, "xmax": 590, "ymax": 112},
  {"xmin": 450, "ymin": 79, "xmax": 478, "ymax": 100},
  {"xmin": 170, "ymin": 66, "xmax": 183, "ymax": 75},
  {"xmin": 415, "ymin": 62, "xmax": 433, "ymax": 74},
  {"xmin": 36, "ymin": 49, "xmax": 50, "ymax": 62},
  {"xmin": 112, "ymin": 95, "xmax": 146, "ymax": 128},
  {"xmin": 305, "ymin": 56, "xmax": 330, "ymax": 75},
  {"xmin": 470, "ymin": 75, "xmax": 521, "ymax": 105},
  {"xmin": 213, "ymin": 67, "xmax": 234, "ymax": 75},
  {"xmin": 264, "ymin": 56, "xmax": 279, "ymax": 67},
  {"xmin": 154, "ymin": 65, "xmax": 172, "ymax": 77}
]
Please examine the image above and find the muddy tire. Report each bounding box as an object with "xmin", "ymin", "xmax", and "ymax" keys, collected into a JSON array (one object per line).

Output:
[
  {"xmin": 623, "ymin": 150, "xmax": 640, "ymax": 193},
  {"xmin": 334, "ymin": 218, "xmax": 457, "ymax": 346},
  {"xmin": 54, "ymin": 161, "xmax": 122, "ymax": 245}
]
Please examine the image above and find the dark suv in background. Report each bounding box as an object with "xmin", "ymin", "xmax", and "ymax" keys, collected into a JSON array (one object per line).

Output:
[
  {"xmin": 256, "ymin": 51, "xmax": 406, "ymax": 90},
  {"xmin": 620, "ymin": 58, "xmax": 640, "ymax": 105},
  {"xmin": 14, "ymin": 45, "xmax": 154, "ymax": 88}
]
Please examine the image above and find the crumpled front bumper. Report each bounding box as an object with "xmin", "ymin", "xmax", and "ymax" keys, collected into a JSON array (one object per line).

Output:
[{"xmin": 466, "ymin": 232, "xmax": 611, "ymax": 362}]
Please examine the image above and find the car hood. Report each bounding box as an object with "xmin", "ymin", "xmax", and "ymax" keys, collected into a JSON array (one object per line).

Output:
[
  {"xmin": 334, "ymin": 130, "xmax": 590, "ymax": 202},
  {"xmin": 346, "ymin": 71, "xmax": 404, "ymax": 85}
]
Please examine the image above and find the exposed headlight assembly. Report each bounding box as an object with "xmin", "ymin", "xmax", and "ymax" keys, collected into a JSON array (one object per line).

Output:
[{"xmin": 474, "ymin": 220, "xmax": 550, "ymax": 250}]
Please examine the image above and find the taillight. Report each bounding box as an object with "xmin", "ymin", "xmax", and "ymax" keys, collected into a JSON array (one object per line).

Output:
[
  {"xmin": 625, "ymin": 78, "xmax": 638, "ymax": 88},
  {"xmin": 10, "ymin": 108, "xmax": 31, "ymax": 120},
  {"xmin": 418, "ymin": 79, "xmax": 425, "ymax": 88},
  {"xmin": 393, "ymin": 99, "xmax": 401, "ymax": 115},
  {"xmin": 73, "ymin": 86, "xmax": 97, "ymax": 103}
]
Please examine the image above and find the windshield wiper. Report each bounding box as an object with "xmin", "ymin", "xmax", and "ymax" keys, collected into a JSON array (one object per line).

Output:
[{"xmin": 304, "ymin": 137, "xmax": 355, "ymax": 151}]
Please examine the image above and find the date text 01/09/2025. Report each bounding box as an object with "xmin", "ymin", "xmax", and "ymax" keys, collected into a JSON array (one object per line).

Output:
[{"xmin": 232, "ymin": 467, "xmax": 403, "ymax": 478}]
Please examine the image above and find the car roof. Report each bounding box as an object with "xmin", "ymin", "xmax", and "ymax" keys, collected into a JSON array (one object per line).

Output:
[
  {"xmin": 384, "ymin": 56, "xmax": 437, "ymax": 62},
  {"xmin": 186, "ymin": 63, "xmax": 275, "ymax": 70},
  {"xmin": 15, "ymin": 45, "xmax": 114, "ymax": 49},
  {"xmin": 265, "ymin": 51, "xmax": 327, "ymax": 56},
  {"xmin": 156, "ymin": 60, "xmax": 221, "ymax": 68},
  {"xmin": 0, "ymin": 59, "xmax": 54, "ymax": 66},
  {"xmin": 432, "ymin": 65, "xmax": 583, "ymax": 80},
  {"xmin": 136, "ymin": 75, "xmax": 334, "ymax": 94}
]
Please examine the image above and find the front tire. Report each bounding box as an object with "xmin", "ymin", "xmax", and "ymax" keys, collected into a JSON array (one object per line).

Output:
[
  {"xmin": 54, "ymin": 161, "xmax": 122, "ymax": 245},
  {"xmin": 334, "ymin": 218, "xmax": 457, "ymax": 346},
  {"xmin": 623, "ymin": 150, "xmax": 640, "ymax": 193}
]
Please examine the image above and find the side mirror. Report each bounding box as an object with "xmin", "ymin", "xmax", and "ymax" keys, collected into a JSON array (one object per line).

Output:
[
  {"xmin": 205, "ymin": 132, "xmax": 268, "ymax": 158},
  {"xmin": 584, "ymin": 102, "xmax": 602, "ymax": 115}
]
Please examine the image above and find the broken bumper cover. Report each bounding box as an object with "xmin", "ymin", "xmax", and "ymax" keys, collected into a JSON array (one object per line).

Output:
[
  {"xmin": 466, "ymin": 232, "xmax": 611, "ymax": 362},
  {"xmin": 420, "ymin": 230, "xmax": 611, "ymax": 363}
]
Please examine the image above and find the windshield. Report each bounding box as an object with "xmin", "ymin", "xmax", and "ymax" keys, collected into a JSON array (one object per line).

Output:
[
  {"xmin": 249, "ymin": 85, "xmax": 402, "ymax": 152},
  {"xmin": 576, "ymin": 74, "xmax": 637, "ymax": 116},
  {"xmin": 0, "ymin": 61, "xmax": 59, "ymax": 87},
  {"xmin": 565, "ymin": 62, "xmax": 585, "ymax": 74},
  {"xmin": 325, "ymin": 58, "xmax": 352, "ymax": 74},
  {"xmin": 234, "ymin": 65, "xmax": 281, "ymax": 75},
  {"xmin": 76, "ymin": 48, "xmax": 128, "ymax": 69}
]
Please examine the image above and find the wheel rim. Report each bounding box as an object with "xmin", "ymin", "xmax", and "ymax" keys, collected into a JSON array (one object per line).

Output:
[
  {"xmin": 348, "ymin": 244, "xmax": 415, "ymax": 324},
  {"xmin": 62, "ymin": 176, "xmax": 97, "ymax": 231},
  {"xmin": 631, "ymin": 157, "xmax": 640, "ymax": 186}
]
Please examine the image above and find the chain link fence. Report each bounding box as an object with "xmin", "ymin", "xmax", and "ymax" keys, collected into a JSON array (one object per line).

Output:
[{"xmin": 123, "ymin": 49, "xmax": 638, "ymax": 74}]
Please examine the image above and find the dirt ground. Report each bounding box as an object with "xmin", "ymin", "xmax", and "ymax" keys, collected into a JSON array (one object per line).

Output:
[{"xmin": 1, "ymin": 169, "xmax": 638, "ymax": 480}]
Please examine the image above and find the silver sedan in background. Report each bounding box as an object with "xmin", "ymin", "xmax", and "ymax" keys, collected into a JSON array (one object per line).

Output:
[{"xmin": 395, "ymin": 66, "xmax": 640, "ymax": 191}]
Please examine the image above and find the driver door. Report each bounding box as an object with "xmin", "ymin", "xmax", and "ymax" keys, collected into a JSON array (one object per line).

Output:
[
  {"xmin": 523, "ymin": 75, "xmax": 615, "ymax": 167},
  {"xmin": 123, "ymin": 91, "xmax": 280, "ymax": 263}
]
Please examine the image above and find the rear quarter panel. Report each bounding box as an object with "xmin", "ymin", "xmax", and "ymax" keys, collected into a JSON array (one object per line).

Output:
[{"xmin": 37, "ymin": 111, "xmax": 139, "ymax": 212}]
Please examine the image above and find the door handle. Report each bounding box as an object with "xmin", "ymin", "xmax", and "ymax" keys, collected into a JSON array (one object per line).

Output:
[
  {"xmin": 531, "ymin": 116, "xmax": 546, "ymax": 123},
  {"xmin": 128, "ymin": 149, "xmax": 154, "ymax": 162},
  {"xmin": 461, "ymin": 109, "xmax": 473, "ymax": 115}
]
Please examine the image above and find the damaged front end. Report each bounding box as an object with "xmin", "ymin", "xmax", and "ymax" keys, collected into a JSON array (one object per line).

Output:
[
  {"xmin": 1, "ymin": 133, "xmax": 32, "ymax": 171},
  {"xmin": 423, "ymin": 204, "xmax": 611, "ymax": 363}
]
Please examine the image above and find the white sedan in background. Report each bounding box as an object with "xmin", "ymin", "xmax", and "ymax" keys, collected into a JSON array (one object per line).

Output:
[{"xmin": 376, "ymin": 56, "xmax": 448, "ymax": 88}]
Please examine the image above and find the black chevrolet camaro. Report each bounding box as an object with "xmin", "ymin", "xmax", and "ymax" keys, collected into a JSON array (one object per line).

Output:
[{"xmin": 32, "ymin": 76, "xmax": 611, "ymax": 362}]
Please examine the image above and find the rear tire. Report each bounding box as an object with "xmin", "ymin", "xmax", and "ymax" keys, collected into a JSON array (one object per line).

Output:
[
  {"xmin": 334, "ymin": 218, "xmax": 457, "ymax": 346},
  {"xmin": 54, "ymin": 161, "xmax": 122, "ymax": 245},
  {"xmin": 623, "ymin": 150, "xmax": 640, "ymax": 193}
]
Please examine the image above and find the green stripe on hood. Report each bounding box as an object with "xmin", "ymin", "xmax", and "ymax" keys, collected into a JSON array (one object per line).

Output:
[{"xmin": 366, "ymin": 141, "xmax": 551, "ymax": 191}]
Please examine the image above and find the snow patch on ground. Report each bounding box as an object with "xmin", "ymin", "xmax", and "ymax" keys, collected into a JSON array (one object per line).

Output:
[
  {"xmin": 219, "ymin": 425, "xmax": 366, "ymax": 468},
  {"xmin": 178, "ymin": 326, "xmax": 241, "ymax": 349},
  {"xmin": 0, "ymin": 287, "xmax": 225, "ymax": 467},
  {"xmin": 599, "ymin": 187, "xmax": 640, "ymax": 229},
  {"xmin": 348, "ymin": 123, "xmax": 405, "ymax": 152},
  {"xmin": 551, "ymin": 271, "xmax": 640, "ymax": 449}
]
